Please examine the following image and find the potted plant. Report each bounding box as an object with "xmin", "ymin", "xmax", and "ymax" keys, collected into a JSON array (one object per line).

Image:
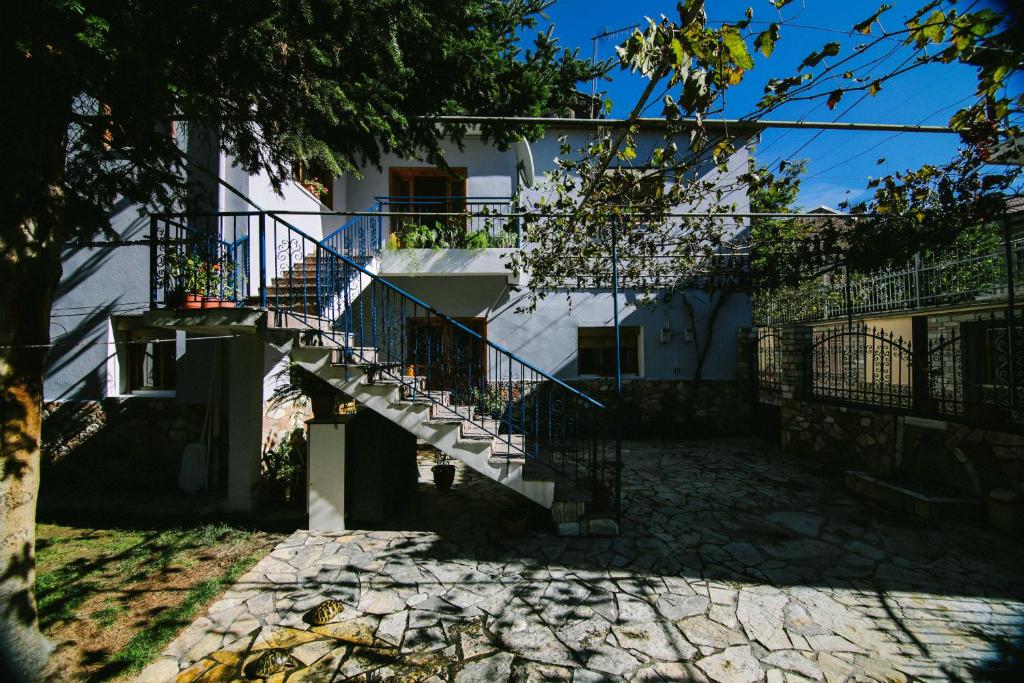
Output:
[
  {"xmin": 431, "ymin": 451, "xmax": 456, "ymax": 491},
  {"xmin": 201, "ymin": 260, "xmax": 237, "ymax": 309},
  {"xmin": 166, "ymin": 252, "xmax": 238, "ymax": 309},
  {"xmin": 270, "ymin": 362, "xmax": 343, "ymax": 420},
  {"xmin": 166, "ymin": 252, "xmax": 205, "ymax": 309}
]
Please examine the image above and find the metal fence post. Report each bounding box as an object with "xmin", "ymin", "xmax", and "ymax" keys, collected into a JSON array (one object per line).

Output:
[
  {"xmin": 258, "ymin": 212, "xmax": 267, "ymax": 308},
  {"xmin": 911, "ymin": 316, "xmax": 929, "ymax": 414},
  {"xmin": 913, "ymin": 252, "xmax": 922, "ymax": 309}
]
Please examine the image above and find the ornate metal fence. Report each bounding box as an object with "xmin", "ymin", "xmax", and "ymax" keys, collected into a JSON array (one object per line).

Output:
[
  {"xmin": 786, "ymin": 313, "xmax": 1024, "ymax": 429},
  {"xmin": 807, "ymin": 325, "xmax": 914, "ymax": 409},
  {"xmin": 927, "ymin": 317, "xmax": 1024, "ymax": 425},
  {"xmin": 756, "ymin": 327, "xmax": 782, "ymax": 404}
]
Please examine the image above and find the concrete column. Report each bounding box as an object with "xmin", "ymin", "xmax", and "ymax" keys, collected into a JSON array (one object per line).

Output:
[
  {"xmin": 779, "ymin": 325, "xmax": 813, "ymax": 401},
  {"xmin": 307, "ymin": 417, "xmax": 353, "ymax": 531},
  {"xmin": 227, "ymin": 335, "xmax": 265, "ymax": 511}
]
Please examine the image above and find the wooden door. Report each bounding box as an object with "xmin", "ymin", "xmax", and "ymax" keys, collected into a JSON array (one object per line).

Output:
[{"xmin": 406, "ymin": 317, "xmax": 486, "ymax": 394}]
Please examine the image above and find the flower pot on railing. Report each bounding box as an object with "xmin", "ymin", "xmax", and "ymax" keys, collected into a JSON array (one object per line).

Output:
[{"xmin": 202, "ymin": 297, "xmax": 236, "ymax": 309}]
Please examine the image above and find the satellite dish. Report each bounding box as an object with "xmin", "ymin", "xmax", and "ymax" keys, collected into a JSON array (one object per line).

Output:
[{"xmin": 515, "ymin": 138, "xmax": 535, "ymax": 189}]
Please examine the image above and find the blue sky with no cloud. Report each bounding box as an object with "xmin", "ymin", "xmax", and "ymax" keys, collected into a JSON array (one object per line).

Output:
[{"xmin": 533, "ymin": 0, "xmax": 998, "ymax": 210}]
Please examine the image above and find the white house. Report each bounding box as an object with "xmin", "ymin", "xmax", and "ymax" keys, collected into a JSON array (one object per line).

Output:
[{"xmin": 43, "ymin": 119, "xmax": 761, "ymax": 532}]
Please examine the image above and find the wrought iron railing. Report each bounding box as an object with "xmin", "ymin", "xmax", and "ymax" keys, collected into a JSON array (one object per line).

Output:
[
  {"xmin": 376, "ymin": 196, "xmax": 520, "ymax": 248},
  {"xmin": 149, "ymin": 209, "xmax": 618, "ymax": 517},
  {"xmin": 320, "ymin": 209, "xmax": 383, "ymax": 261},
  {"xmin": 149, "ymin": 213, "xmax": 253, "ymax": 305},
  {"xmin": 755, "ymin": 313, "xmax": 1024, "ymax": 429},
  {"xmin": 926, "ymin": 316, "xmax": 1024, "ymax": 424},
  {"xmin": 807, "ymin": 325, "xmax": 914, "ymax": 410},
  {"xmin": 756, "ymin": 327, "xmax": 782, "ymax": 404},
  {"xmin": 754, "ymin": 237, "xmax": 1024, "ymax": 325}
]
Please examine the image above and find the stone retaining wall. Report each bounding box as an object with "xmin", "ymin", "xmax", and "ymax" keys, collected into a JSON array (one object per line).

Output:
[
  {"xmin": 41, "ymin": 398, "xmax": 207, "ymax": 499},
  {"xmin": 780, "ymin": 397, "xmax": 1024, "ymax": 533},
  {"xmin": 570, "ymin": 379, "xmax": 744, "ymax": 438},
  {"xmin": 780, "ymin": 399, "xmax": 900, "ymax": 475}
]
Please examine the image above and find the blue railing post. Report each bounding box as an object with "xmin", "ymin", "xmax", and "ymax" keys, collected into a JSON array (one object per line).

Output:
[{"xmin": 258, "ymin": 212, "xmax": 267, "ymax": 308}]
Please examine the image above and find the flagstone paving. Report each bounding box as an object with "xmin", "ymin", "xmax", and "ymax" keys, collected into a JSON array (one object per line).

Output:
[{"xmin": 139, "ymin": 439, "xmax": 1024, "ymax": 682}]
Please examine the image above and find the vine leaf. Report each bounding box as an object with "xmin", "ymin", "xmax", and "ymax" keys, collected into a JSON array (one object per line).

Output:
[
  {"xmin": 852, "ymin": 3, "xmax": 894, "ymax": 35},
  {"xmin": 799, "ymin": 42, "xmax": 840, "ymax": 71},
  {"xmin": 754, "ymin": 23, "xmax": 780, "ymax": 58}
]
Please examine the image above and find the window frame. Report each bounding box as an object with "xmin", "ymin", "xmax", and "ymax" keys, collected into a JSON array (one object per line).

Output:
[{"xmin": 576, "ymin": 325, "xmax": 644, "ymax": 378}]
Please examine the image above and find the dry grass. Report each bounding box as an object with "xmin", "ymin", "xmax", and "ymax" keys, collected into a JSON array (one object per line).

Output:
[{"xmin": 36, "ymin": 522, "xmax": 282, "ymax": 681}]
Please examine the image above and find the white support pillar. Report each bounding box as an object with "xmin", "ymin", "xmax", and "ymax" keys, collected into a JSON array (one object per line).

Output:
[
  {"xmin": 307, "ymin": 417, "xmax": 352, "ymax": 531},
  {"xmin": 227, "ymin": 335, "xmax": 264, "ymax": 511}
]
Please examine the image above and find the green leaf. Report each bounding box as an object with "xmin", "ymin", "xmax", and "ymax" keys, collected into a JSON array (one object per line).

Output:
[
  {"xmin": 669, "ymin": 38, "xmax": 685, "ymax": 67},
  {"xmin": 868, "ymin": 80, "xmax": 882, "ymax": 96},
  {"xmin": 754, "ymin": 24, "xmax": 780, "ymax": 58},
  {"xmin": 770, "ymin": 0, "xmax": 795, "ymax": 9},
  {"xmin": 799, "ymin": 42, "xmax": 840, "ymax": 70},
  {"xmin": 852, "ymin": 4, "xmax": 893, "ymax": 35},
  {"xmin": 721, "ymin": 28, "xmax": 753, "ymax": 70}
]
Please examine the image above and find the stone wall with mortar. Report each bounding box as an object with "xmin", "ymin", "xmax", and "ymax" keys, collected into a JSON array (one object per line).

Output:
[
  {"xmin": 569, "ymin": 378, "xmax": 745, "ymax": 438},
  {"xmin": 771, "ymin": 322, "xmax": 1024, "ymax": 534},
  {"xmin": 41, "ymin": 398, "xmax": 207, "ymax": 501},
  {"xmin": 780, "ymin": 400, "xmax": 901, "ymax": 475}
]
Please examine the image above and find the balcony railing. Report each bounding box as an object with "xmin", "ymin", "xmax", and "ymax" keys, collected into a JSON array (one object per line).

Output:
[{"xmin": 375, "ymin": 196, "xmax": 519, "ymax": 249}]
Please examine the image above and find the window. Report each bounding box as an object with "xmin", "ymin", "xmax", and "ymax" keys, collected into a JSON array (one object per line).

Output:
[
  {"xmin": 388, "ymin": 167, "xmax": 468, "ymax": 239},
  {"xmin": 125, "ymin": 330, "xmax": 176, "ymax": 393},
  {"xmin": 578, "ymin": 326, "xmax": 642, "ymax": 377}
]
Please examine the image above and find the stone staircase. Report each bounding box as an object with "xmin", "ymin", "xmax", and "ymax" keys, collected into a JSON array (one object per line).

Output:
[
  {"xmin": 279, "ymin": 339, "xmax": 558, "ymax": 508},
  {"xmin": 263, "ymin": 253, "xmax": 379, "ymax": 330}
]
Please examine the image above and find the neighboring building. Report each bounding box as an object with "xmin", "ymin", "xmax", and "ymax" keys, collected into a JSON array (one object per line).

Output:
[{"xmin": 44, "ymin": 120, "xmax": 760, "ymax": 528}]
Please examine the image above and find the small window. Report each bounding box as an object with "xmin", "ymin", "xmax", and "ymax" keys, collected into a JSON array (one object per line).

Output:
[
  {"xmin": 126, "ymin": 330, "xmax": 176, "ymax": 393},
  {"xmin": 578, "ymin": 327, "xmax": 641, "ymax": 377}
]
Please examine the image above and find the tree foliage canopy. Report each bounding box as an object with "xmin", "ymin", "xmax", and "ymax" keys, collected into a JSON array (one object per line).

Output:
[
  {"xmin": 511, "ymin": 0, "xmax": 1022, "ymax": 308},
  {"xmin": 4, "ymin": 0, "xmax": 604, "ymax": 243}
]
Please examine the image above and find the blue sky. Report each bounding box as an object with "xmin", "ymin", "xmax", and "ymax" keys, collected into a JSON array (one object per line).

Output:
[{"xmin": 534, "ymin": 0, "xmax": 993, "ymax": 210}]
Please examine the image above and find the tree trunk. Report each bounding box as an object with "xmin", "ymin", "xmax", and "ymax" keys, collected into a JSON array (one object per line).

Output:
[{"xmin": 0, "ymin": 154, "xmax": 65, "ymax": 680}]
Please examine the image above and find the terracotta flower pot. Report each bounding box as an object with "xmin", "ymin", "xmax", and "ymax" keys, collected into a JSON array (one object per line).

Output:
[
  {"xmin": 203, "ymin": 297, "xmax": 236, "ymax": 309},
  {"xmin": 182, "ymin": 293, "xmax": 204, "ymax": 310}
]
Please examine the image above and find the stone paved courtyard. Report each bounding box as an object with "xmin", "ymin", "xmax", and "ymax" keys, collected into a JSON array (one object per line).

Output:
[{"xmin": 140, "ymin": 439, "xmax": 1024, "ymax": 682}]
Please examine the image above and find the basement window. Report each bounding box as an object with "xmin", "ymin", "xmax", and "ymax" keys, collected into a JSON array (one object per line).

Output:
[
  {"xmin": 124, "ymin": 329, "xmax": 177, "ymax": 394},
  {"xmin": 577, "ymin": 326, "xmax": 642, "ymax": 377}
]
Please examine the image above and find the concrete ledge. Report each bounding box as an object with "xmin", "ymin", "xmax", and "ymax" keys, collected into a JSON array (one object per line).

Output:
[
  {"xmin": 845, "ymin": 470, "xmax": 982, "ymax": 521},
  {"xmin": 380, "ymin": 248, "xmax": 520, "ymax": 283},
  {"xmin": 142, "ymin": 307, "xmax": 266, "ymax": 334}
]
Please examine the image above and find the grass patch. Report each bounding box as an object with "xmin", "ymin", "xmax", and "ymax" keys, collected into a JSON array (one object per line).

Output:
[
  {"xmin": 96, "ymin": 549, "xmax": 265, "ymax": 680},
  {"xmin": 36, "ymin": 522, "xmax": 280, "ymax": 680}
]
